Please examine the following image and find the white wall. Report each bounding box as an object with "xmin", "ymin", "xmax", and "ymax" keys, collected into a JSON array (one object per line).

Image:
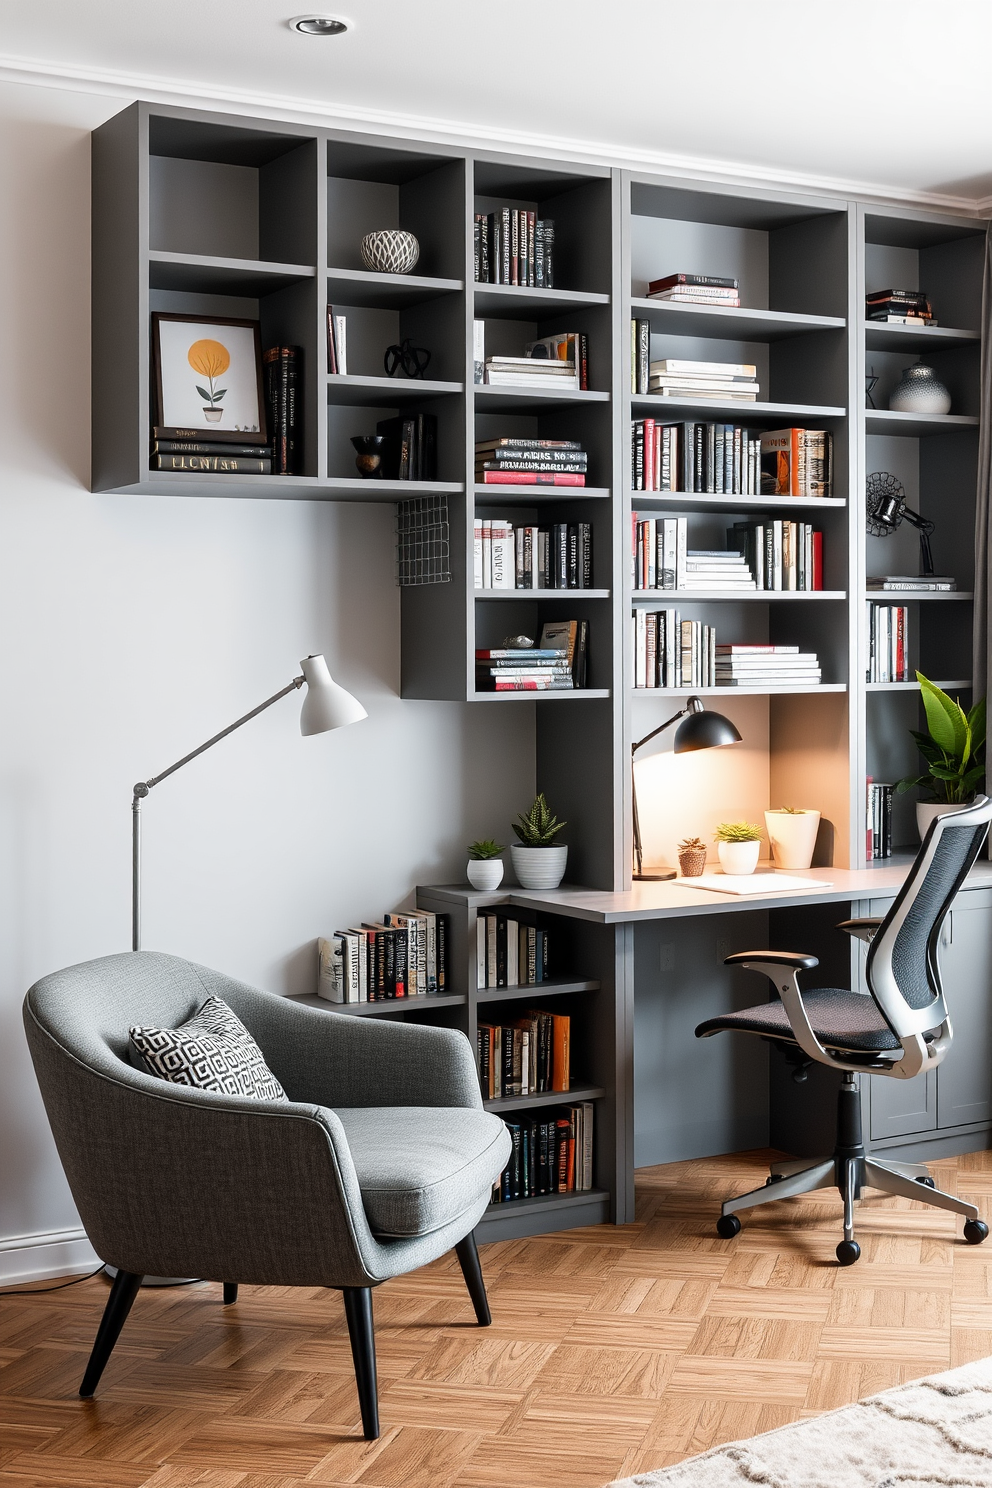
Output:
[{"xmin": 0, "ymin": 79, "xmax": 534, "ymax": 1282}]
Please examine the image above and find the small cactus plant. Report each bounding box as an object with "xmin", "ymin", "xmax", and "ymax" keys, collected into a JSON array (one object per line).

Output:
[
  {"xmin": 714, "ymin": 820, "xmax": 763, "ymax": 843},
  {"xmin": 512, "ymin": 794, "xmax": 566, "ymax": 847},
  {"xmin": 677, "ymin": 837, "xmax": 707, "ymax": 877},
  {"xmin": 468, "ymin": 838, "xmax": 505, "ymax": 860}
]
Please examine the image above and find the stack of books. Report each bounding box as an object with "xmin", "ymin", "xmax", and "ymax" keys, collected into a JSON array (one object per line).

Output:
[
  {"xmin": 475, "ymin": 437, "xmax": 587, "ymax": 487},
  {"xmin": 866, "ymin": 289, "xmax": 935, "ymax": 326},
  {"xmin": 476, "ymin": 913, "xmax": 552, "ymax": 988},
  {"xmin": 645, "ymin": 273, "xmax": 740, "ymax": 307},
  {"xmin": 633, "ymin": 611, "xmax": 716, "ymax": 689},
  {"xmin": 867, "ymin": 603, "xmax": 909, "ymax": 683},
  {"xmin": 679, "ymin": 551, "xmax": 756, "ymax": 591},
  {"xmin": 631, "ymin": 419, "xmax": 763, "ymax": 494},
  {"xmin": 485, "ymin": 333, "xmax": 587, "ymax": 393},
  {"xmin": 150, "ymin": 431, "xmax": 272, "ymax": 474},
  {"xmin": 729, "ymin": 521, "xmax": 824, "ymax": 591},
  {"xmin": 475, "ymin": 518, "xmax": 592, "ymax": 590},
  {"xmin": 866, "ymin": 779, "xmax": 894, "ymax": 859},
  {"xmin": 492, "ymin": 1104, "xmax": 594, "ymax": 1202},
  {"xmin": 474, "ymin": 211, "xmax": 554, "ymax": 288},
  {"xmin": 715, "ymin": 644, "xmax": 822, "ymax": 688},
  {"xmin": 475, "ymin": 620, "xmax": 588, "ymax": 692},
  {"xmin": 263, "ymin": 346, "xmax": 302, "ymax": 475},
  {"xmin": 760, "ymin": 428, "xmax": 833, "ymax": 497},
  {"xmin": 317, "ymin": 910, "xmax": 448, "ymax": 1003},
  {"xmin": 375, "ymin": 413, "xmax": 437, "ymax": 480},
  {"xmin": 648, "ymin": 359, "xmax": 759, "ymax": 403},
  {"xmin": 867, "ymin": 574, "xmax": 956, "ymax": 592},
  {"xmin": 632, "ymin": 515, "xmax": 756, "ymax": 591},
  {"xmin": 477, "ymin": 1011, "xmax": 569, "ymax": 1095},
  {"xmin": 326, "ymin": 307, "xmax": 348, "ymax": 373}
]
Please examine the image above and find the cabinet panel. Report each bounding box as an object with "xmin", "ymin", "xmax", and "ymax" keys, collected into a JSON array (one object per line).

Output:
[
  {"xmin": 937, "ymin": 895, "xmax": 992, "ymax": 1129},
  {"xmin": 870, "ymin": 1068, "xmax": 937, "ymax": 1140}
]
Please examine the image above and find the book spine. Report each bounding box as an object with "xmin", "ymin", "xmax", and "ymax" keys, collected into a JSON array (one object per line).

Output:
[{"xmin": 151, "ymin": 455, "xmax": 272, "ymax": 474}]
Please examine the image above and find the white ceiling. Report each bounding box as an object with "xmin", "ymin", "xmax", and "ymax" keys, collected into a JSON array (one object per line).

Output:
[{"xmin": 2, "ymin": 0, "xmax": 991, "ymax": 211}]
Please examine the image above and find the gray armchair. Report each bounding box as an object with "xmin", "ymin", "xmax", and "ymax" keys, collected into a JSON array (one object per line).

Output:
[{"xmin": 23, "ymin": 951, "xmax": 511, "ymax": 1438}]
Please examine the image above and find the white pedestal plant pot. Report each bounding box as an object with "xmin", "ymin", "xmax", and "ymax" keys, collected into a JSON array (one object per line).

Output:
[
  {"xmin": 917, "ymin": 800, "xmax": 971, "ymax": 840},
  {"xmin": 510, "ymin": 844, "xmax": 568, "ymax": 890},
  {"xmin": 764, "ymin": 809, "xmax": 821, "ymax": 870},
  {"xmin": 717, "ymin": 840, "xmax": 761, "ymax": 876},
  {"xmin": 466, "ymin": 859, "xmax": 504, "ymax": 890}
]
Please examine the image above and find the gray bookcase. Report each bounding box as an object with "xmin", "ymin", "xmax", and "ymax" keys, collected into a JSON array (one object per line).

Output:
[{"xmin": 93, "ymin": 100, "xmax": 987, "ymax": 1241}]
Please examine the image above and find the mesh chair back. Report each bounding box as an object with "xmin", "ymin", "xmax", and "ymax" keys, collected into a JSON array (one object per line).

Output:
[{"xmin": 865, "ymin": 796, "xmax": 991, "ymax": 1040}]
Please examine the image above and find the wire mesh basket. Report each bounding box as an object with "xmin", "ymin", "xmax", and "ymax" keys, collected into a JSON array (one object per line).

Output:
[{"xmin": 396, "ymin": 495, "xmax": 451, "ymax": 586}]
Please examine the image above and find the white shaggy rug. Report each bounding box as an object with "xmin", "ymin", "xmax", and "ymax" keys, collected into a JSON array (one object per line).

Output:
[{"xmin": 608, "ymin": 1358, "xmax": 992, "ymax": 1488}]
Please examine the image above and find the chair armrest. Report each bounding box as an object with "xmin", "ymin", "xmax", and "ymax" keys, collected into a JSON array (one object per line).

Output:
[
  {"xmin": 836, "ymin": 917, "xmax": 884, "ymax": 943},
  {"xmin": 724, "ymin": 950, "xmax": 819, "ymax": 971}
]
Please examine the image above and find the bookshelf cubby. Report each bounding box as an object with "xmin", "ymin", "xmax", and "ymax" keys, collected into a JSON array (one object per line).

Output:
[{"xmin": 93, "ymin": 100, "xmax": 987, "ymax": 1239}]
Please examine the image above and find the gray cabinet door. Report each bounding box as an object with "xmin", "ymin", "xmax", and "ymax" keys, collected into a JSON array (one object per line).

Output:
[{"xmin": 937, "ymin": 891, "xmax": 992, "ymax": 1130}]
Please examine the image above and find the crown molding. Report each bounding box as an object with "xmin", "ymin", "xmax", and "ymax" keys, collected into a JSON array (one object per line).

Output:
[{"xmin": 0, "ymin": 50, "xmax": 987, "ymax": 220}]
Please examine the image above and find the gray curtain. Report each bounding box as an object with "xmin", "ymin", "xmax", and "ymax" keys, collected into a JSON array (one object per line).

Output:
[{"xmin": 973, "ymin": 223, "xmax": 992, "ymax": 702}]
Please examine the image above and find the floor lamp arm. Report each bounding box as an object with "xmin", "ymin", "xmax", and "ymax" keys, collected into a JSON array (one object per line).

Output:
[
  {"xmin": 131, "ymin": 677, "xmax": 304, "ymax": 952},
  {"xmin": 630, "ymin": 705, "xmax": 691, "ymax": 883}
]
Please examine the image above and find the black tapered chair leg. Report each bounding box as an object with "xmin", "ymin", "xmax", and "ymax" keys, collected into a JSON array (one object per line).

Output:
[
  {"xmin": 343, "ymin": 1287, "xmax": 379, "ymax": 1440},
  {"xmin": 79, "ymin": 1269, "xmax": 143, "ymax": 1397},
  {"xmin": 455, "ymin": 1231, "xmax": 491, "ymax": 1326},
  {"xmin": 223, "ymin": 1283, "xmax": 238, "ymax": 1305}
]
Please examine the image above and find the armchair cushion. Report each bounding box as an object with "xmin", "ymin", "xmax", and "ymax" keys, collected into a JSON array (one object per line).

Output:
[
  {"xmin": 334, "ymin": 1106, "xmax": 510, "ymax": 1237},
  {"xmin": 130, "ymin": 995, "xmax": 287, "ymax": 1102}
]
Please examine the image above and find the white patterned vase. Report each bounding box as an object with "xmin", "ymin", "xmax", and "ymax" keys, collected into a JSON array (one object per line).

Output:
[{"xmin": 360, "ymin": 230, "xmax": 420, "ymax": 275}]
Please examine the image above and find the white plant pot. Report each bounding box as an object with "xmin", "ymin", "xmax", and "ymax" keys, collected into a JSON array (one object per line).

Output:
[
  {"xmin": 466, "ymin": 859, "xmax": 503, "ymax": 890},
  {"xmin": 717, "ymin": 839, "xmax": 761, "ymax": 876},
  {"xmin": 510, "ymin": 844, "xmax": 568, "ymax": 890},
  {"xmin": 764, "ymin": 809, "xmax": 821, "ymax": 870},
  {"xmin": 917, "ymin": 800, "xmax": 971, "ymax": 841}
]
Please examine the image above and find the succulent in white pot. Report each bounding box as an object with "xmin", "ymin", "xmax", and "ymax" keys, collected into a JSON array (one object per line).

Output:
[
  {"xmin": 510, "ymin": 794, "xmax": 568, "ymax": 890},
  {"xmin": 714, "ymin": 820, "xmax": 763, "ymax": 876},
  {"xmin": 466, "ymin": 839, "xmax": 505, "ymax": 890},
  {"xmin": 764, "ymin": 807, "xmax": 821, "ymax": 870}
]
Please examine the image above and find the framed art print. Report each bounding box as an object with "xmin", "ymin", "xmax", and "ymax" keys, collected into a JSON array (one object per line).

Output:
[{"xmin": 151, "ymin": 313, "xmax": 267, "ymax": 442}]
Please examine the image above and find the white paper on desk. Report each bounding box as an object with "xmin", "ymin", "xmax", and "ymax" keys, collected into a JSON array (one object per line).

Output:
[{"xmin": 680, "ymin": 872, "xmax": 833, "ymax": 896}]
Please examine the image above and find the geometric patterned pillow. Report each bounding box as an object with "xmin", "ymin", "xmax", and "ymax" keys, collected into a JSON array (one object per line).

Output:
[{"xmin": 129, "ymin": 994, "xmax": 287, "ymax": 1102}]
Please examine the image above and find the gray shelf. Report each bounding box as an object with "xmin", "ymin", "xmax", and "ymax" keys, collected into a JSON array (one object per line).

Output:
[
  {"xmin": 635, "ymin": 684, "xmax": 847, "ymax": 697},
  {"xmin": 866, "ymin": 409, "xmax": 979, "ymax": 437},
  {"xmin": 148, "ymin": 250, "xmax": 316, "ymax": 294},
  {"xmin": 471, "ymin": 689, "xmax": 611, "ymax": 701},
  {"xmin": 866, "ymin": 678, "xmax": 971, "ymax": 692},
  {"xmin": 327, "ymin": 266, "xmax": 462, "ymax": 307},
  {"xmin": 475, "ymin": 385, "xmax": 610, "ymax": 412},
  {"xmin": 475, "ymin": 284, "xmax": 610, "ymax": 319},
  {"xmin": 864, "ymin": 320, "xmax": 979, "ymax": 353},
  {"xmin": 476, "ymin": 589, "xmax": 610, "ymax": 600},
  {"xmin": 326, "ymin": 374, "xmax": 463, "ymax": 405},
  {"xmin": 133, "ymin": 473, "xmax": 465, "ymax": 503},
  {"xmin": 631, "ymin": 297, "xmax": 845, "ymax": 341},
  {"xmin": 475, "ymin": 485, "xmax": 611, "ymax": 502},
  {"xmin": 865, "ymin": 590, "xmax": 972, "ymax": 601},
  {"xmin": 477, "ymin": 978, "xmax": 601, "ymax": 1003},
  {"xmin": 289, "ymin": 992, "xmax": 468, "ymax": 1016},
  {"xmin": 631, "ymin": 491, "xmax": 847, "ymax": 512},
  {"xmin": 630, "ymin": 590, "xmax": 846, "ymax": 602},
  {"xmin": 484, "ymin": 1084, "xmax": 605, "ymax": 1113},
  {"xmin": 631, "ymin": 394, "xmax": 846, "ymax": 421}
]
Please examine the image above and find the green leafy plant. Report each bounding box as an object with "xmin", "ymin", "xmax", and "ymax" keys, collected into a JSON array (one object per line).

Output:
[
  {"xmin": 678, "ymin": 837, "xmax": 707, "ymax": 851},
  {"xmin": 468, "ymin": 838, "xmax": 505, "ymax": 860},
  {"xmin": 896, "ymin": 673, "xmax": 986, "ymax": 804},
  {"xmin": 512, "ymin": 793, "xmax": 566, "ymax": 847},
  {"xmin": 714, "ymin": 820, "xmax": 763, "ymax": 843},
  {"xmin": 768, "ymin": 806, "xmax": 805, "ymax": 814}
]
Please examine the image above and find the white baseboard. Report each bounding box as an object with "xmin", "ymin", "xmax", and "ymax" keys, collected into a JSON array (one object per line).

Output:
[{"xmin": 0, "ymin": 1227, "xmax": 100, "ymax": 1286}]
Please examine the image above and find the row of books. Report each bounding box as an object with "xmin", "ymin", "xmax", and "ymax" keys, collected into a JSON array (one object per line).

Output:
[
  {"xmin": 729, "ymin": 521, "xmax": 824, "ymax": 592},
  {"xmin": 475, "ymin": 519, "xmax": 592, "ymax": 590},
  {"xmin": 866, "ymin": 288, "xmax": 935, "ymax": 326},
  {"xmin": 716, "ymin": 643, "xmax": 822, "ymax": 687},
  {"xmin": 475, "ymin": 621, "xmax": 589, "ymax": 692},
  {"xmin": 478, "ymin": 1011, "xmax": 570, "ymax": 1095},
  {"xmin": 633, "ymin": 612, "xmax": 716, "ymax": 690},
  {"xmin": 866, "ymin": 779, "xmax": 894, "ymax": 859},
  {"xmin": 476, "ymin": 437, "xmax": 587, "ymax": 488},
  {"xmin": 476, "ymin": 913, "xmax": 552, "ymax": 988},
  {"xmin": 150, "ymin": 435, "xmax": 274, "ymax": 474},
  {"xmin": 264, "ymin": 346, "xmax": 302, "ymax": 476},
  {"xmin": 639, "ymin": 351, "xmax": 759, "ymax": 404},
  {"xmin": 316, "ymin": 910, "xmax": 448, "ymax": 1002},
  {"xmin": 491, "ymin": 1105, "xmax": 594, "ymax": 1202},
  {"xmin": 866, "ymin": 604, "xmax": 909, "ymax": 683},
  {"xmin": 326, "ymin": 307, "xmax": 349, "ymax": 373},
  {"xmin": 632, "ymin": 515, "xmax": 750, "ymax": 591},
  {"xmin": 644, "ymin": 272, "xmax": 740, "ymax": 307},
  {"xmin": 630, "ymin": 420, "xmax": 834, "ymax": 497},
  {"xmin": 376, "ymin": 413, "xmax": 437, "ymax": 481},
  {"xmin": 474, "ymin": 211, "xmax": 555, "ymax": 288}
]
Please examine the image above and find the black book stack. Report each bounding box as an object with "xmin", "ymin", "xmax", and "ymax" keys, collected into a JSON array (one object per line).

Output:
[
  {"xmin": 476, "ymin": 437, "xmax": 587, "ymax": 488},
  {"xmin": 263, "ymin": 346, "xmax": 302, "ymax": 475},
  {"xmin": 867, "ymin": 781, "xmax": 894, "ymax": 859},
  {"xmin": 375, "ymin": 414, "xmax": 437, "ymax": 481},
  {"xmin": 149, "ymin": 435, "xmax": 273, "ymax": 474},
  {"xmin": 474, "ymin": 210, "xmax": 554, "ymax": 287},
  {"xmin": 866, "ymin": 288, "xmax": 935, "ymax": 326}
]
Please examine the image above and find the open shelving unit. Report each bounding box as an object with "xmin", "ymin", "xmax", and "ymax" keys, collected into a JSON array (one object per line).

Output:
[{"xmin": 92, "ymin": 100, "xmax": 987, "ymax": 1241}]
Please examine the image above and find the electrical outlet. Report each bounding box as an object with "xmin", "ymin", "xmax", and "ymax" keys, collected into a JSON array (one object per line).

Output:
[
  {"xmin": 716, "ymin": 934, "xmax": 734, "ymax": 965},
  {"xmin": 659, "ymin": 942, "xmax": 675, "ymax": 972}
]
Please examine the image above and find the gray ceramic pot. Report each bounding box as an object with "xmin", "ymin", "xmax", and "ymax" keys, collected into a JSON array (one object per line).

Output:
[{"xmin": 889, "ymin": 364, "xmax": 951, "ymax": 415}]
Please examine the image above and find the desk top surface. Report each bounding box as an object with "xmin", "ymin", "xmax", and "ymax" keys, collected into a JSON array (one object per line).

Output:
[{"xmin": 421, "ymin": 857, "xmax": 992, "ymax": 923}]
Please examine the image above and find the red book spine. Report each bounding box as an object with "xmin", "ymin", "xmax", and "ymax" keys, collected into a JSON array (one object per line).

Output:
[
  {"xmin": 896, "ymin": 606, "xmax": 906, "ymax": 681},
  {"xmin": 644, "ymin": 419, "xmax": 656, "ymax": 493},
  {"xmin": 812, "ymin": 530, "xmax": 823, "ymax": 590},
  {"xmin": 866, "ymin": 776, "xmax": 874, "ymax": 861},
  {"xmin": 481, "ymin": 471, "xmax": 585, "ymax": 486}
]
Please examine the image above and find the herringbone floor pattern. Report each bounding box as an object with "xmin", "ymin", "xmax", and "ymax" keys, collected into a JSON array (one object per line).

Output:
[{"xmin": 4, "ymin": 1149, "xmax": 992, "ymax": 1488}]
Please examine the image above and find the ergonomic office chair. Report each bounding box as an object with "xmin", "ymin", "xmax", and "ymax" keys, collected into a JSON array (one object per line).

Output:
[{"xmin": 695, "ymin": 795, "xmax": 992, "ymax": 1265}]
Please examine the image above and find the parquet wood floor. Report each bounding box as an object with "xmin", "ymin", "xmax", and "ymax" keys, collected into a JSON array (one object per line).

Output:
[{"xmin": 4, "ymin": 1148, "xmax": 992, "ymax": 1488}]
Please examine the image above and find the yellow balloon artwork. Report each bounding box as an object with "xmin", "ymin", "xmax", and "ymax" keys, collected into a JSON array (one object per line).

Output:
[{"xmin": 188, "ymin": 338, "xmax": 231, "ymax": 422}]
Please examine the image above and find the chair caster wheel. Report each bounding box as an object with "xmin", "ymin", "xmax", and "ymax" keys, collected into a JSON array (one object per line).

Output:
[
  {"xmin": 836, "ymin": 1240, "xmax": 861, "ymax": 1266},
  {"xmin": 765, "ymin": 1174, "xmax": 785, "ymax": 1185},
  {"xmin": 964, "ymin": 1220, "xmax": 989, "ymax": 1245},
  {"xmin": 915, "ymin": 1176, "xmax": 935, "ymax": 1188},
  {"xmin": 716, "ymin": 1214, "xmax": 741, "ymax": 1239}
]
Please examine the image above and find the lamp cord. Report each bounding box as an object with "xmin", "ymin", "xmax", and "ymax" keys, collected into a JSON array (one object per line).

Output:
[{"xmin": 0, "ymin": 1266, "xmax": 205, "ymax": 1298}]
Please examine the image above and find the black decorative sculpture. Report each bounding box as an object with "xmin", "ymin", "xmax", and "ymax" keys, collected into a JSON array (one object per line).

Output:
[{"xmin": 384, "ymin": 339, "xmax": 431, "ymax": 379}]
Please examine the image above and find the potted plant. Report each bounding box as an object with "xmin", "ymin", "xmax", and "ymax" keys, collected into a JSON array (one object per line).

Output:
[
  {"xmin": 896, "ymin": 673, "xmax": 986, "ymax": 839},
  {"xmin": 677, "ymin": 837, "xmax": 707, "ymax": 877},
  {"xmin": 466, "ymin": 839, "xmax": 505, "ymax": 891},
  {"xmin": 510, "ymin": 794, "xmax": 568, "ymax": 889},
  {"xmin": 764, "ymin": 807, "xmax": 821, "ymax": 870},
  {"xmin": 714, "ymin": 820, "xmax": 763, "ymax": 876}
]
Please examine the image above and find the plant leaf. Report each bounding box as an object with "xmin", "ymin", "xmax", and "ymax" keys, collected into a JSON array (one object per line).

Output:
[
  {"xmin": 918, "ymin": 673, "xmax": 967, "ymax": 755},
  {"xmin": 969, "ymin": 697, "xmax": 987, "ymax": 752},
  {"xmin": 196, "ymin": 385, "xmax": 211, "ymax": 400},
  {"xmin": 213, "ymin": 389, "xmax": 226, "ymax": 399},
  {"xmin": 929, "ymin": 764, "xmax": 964, "ymax": 781}
]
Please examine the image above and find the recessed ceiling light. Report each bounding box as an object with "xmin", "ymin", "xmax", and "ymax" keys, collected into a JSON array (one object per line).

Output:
[{"xmin": 289, "ymin": 15, "xmax": 349, "ymax": 35}]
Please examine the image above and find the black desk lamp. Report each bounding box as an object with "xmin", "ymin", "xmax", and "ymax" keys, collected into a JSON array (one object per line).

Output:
[{"xmin": 632, "ymin": 697, "xmax": 742, "ymax": 881}]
